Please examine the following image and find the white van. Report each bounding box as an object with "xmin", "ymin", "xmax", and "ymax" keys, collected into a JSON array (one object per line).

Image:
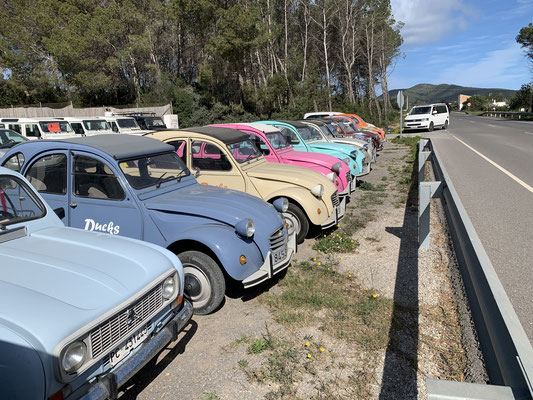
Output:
[
  {"xmin": 101, "ymin": 116, "xmax": 150, "ymax": 135},
  {"xmin": 0, "ymin": 118, "xmax": 77, "ymax": 139},
  {"xmin": 58, "ymin": 117, "xmax": 113, "ymax": 135},
  {"xmin": 404, "ymin": 104, "xmax": 449, "ymax": 132}
]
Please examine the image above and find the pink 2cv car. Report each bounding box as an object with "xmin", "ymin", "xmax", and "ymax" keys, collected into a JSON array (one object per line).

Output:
[{"xmin": 212, "ymin": 123, "xmax": 354, "ymax": 203}]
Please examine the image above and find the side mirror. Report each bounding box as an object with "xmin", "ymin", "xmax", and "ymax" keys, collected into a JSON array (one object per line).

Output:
[
  {"xmin": 432, "ymin": 110, "xmax": 438, "ymax": 115},
  {"xmin": 53, "ymin": 207, "xmax": 65, "ymax": 219}
]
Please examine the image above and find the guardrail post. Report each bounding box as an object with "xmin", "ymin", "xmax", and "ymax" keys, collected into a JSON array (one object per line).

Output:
[{"xmin": 419, "ymin": 181, "xmax": 443, "ymax": 248}]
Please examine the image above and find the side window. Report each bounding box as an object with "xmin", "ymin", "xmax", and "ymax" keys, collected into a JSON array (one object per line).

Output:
[
  {"xmin": 3, "ymin": 153, "xmax": 25, "ymax": 173},
  {"xmin": 25, "ymin": 154, "xmax": 67, "ymax": 194},
  {"xmin": 110, "ymin": 122, "xmax": 119, "ymax": 133},
  {"xmin": 191, "ymin": 140, "xmax": 232, "ymax": 171},
  {"xmin": 26, "ymin": 124, "xmax": 40, "ymax": 137},
  {"xmin": 9, "ymin": 124, "xmax": 21, "ymax": 134},
  {"xmin": 168, "ymin": 140, "xmax": 187, "ymax": 164},
  {"xmin": 73, "ymin": 156, "xmax": 125, "ymax": 200},
  {"xmin": 71, "ymin": 123, "xmax": 84, "ymax": 135},
  {"xmin": 277, "ymin": 127, "xmax": 300, "ymax": 145}
]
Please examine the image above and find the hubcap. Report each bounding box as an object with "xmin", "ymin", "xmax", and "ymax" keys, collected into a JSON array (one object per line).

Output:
[
  {"xmin": 283, "ymin": 211, "xmax": 301, "ymax": 238},
  {"xmin": 183, "ymin": 264, "xmax": 212, "ymax": 309}
]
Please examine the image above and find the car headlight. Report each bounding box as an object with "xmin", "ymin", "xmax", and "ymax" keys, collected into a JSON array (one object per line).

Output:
[
  {"xmin": 273, "ymin": 197, "xmax": 289, "ymax": 212},
  {"xmin": 236, "ymin": 218, "xmax": 255, "ymax": 237},
  {"xmin": 423, "ymin": 118, "xmax": 429, "ymax": 121},
  {"xmin": 311, "ymin": 184, "xmax": 324, "ymax": 198},
  {"xmin": 62, "ymin": 341, "xmax": 87, "ymax": 373},
  {"xmin": 331, "ymin": 162, "xmax": 341, "ymax": 174},
  {"xmin": 326, "ymin": 172, "xmax": 336, "ymax": 182},
  {"xmin": 162, "ymin": 275, "xmax": 176, "ymax": 300}
]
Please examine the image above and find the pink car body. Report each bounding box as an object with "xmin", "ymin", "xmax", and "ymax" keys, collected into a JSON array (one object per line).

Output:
[{"xmin": 211, "ymin": 123, "xmax": 354, "ymax": 199}]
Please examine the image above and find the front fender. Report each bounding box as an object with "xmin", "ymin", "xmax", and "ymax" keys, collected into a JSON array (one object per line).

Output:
[
  {"xmin": 265, "ymin": 187, "xmax": 330, "ymax": 226},
  {"xmin": 168, "ymin": 224, "xmax": 266, "ymax": 282},
  {"xmin": 0, "ymin": 324, "xmax": 46, "ymax": 399}
]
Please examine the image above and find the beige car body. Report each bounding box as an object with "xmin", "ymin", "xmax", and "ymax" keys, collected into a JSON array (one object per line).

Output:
[{"xmin": 145, "ymin": 129, "xmax": 344, "ymax": 230}]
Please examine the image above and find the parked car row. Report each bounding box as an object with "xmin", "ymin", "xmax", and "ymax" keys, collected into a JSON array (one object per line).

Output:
[{"xmin": 0, "ymin": 111, "xmax": 385, "ymax": 399}]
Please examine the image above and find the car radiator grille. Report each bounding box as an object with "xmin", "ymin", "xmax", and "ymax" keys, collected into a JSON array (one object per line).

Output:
[
  {"xmin": 269, "ymin": 226, "xmax": 287, "ymax": 251},
  {"xmin": 89, "ymin": 284, "xmax": 164, "ymax": 359},
  {"xmin": 331, "ymin": 191, "xmax": 340, "ymax": 207},
  {"xmin": 346, "ymin": 171, "xmax": 352, "ymax": 183}
]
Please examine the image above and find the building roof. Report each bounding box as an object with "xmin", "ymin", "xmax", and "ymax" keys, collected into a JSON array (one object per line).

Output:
[
  {"xmin": 58, "ymin": 134, "xmax": 173, "ymax": 160},
  {"xmin": 181, "ymin": 126, "xmax": 249, "ymax": 144}
]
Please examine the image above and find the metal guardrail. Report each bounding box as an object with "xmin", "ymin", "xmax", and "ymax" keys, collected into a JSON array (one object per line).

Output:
[
  {"xmin": 480, "ymin": 111, "xmax": 533, "ymax": 119},
  {"xmin": 418, "ymin": 138, "xmax": 533, "ymax": 400}
]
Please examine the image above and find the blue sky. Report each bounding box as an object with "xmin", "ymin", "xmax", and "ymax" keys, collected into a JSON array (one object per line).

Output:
[{"xmin": 388, "ymin": 0, "xmax": 533, "ymax": 91}]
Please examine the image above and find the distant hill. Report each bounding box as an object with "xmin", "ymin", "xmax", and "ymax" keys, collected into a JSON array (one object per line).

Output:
[{"xmin": 387, "ymin": 83, "xmax": 516, "ymax": 105}]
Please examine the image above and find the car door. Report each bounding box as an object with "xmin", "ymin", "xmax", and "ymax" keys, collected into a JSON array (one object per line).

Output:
[{"xmin": 68, "ymin": 152, "xmax": 143, "ymax": 238}]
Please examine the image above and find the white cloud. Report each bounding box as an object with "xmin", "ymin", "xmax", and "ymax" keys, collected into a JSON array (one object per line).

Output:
[
  {"xmin": 391, "ymin": 0, "xmax": 480, "ymax": 46},
  {"xmin": 434, "ymin": 41, "xmax": 530, "ymax": 89}
]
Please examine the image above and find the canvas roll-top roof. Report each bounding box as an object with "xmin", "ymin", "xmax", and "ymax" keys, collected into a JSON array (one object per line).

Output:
[{"xmin": 182, "ymin": 126, "xmax": 249, "ymax": 144}]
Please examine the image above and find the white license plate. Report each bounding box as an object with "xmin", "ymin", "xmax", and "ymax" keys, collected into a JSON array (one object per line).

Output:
[
  {"xmin": 273, "ymin": 246, "xmax": 288, "ymax": 264},
  {"xmin": 109, "ymin": 325, "xmax": 149, "ymax": 367}
]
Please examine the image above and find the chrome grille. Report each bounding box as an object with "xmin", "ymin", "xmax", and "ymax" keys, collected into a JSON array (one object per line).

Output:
[
  {"xmin": 269, "ymin": 226, "xmax": 287, "ymax": 251},
  {"xmin": 90, "ymin": 284, "xmax": 164, "ymax": 359},
  {"xmin": 331, "ymin": 191, "xmax": 340, "ymax": 207},
  {"xmin": 346, "ymin": 171, "xmax": 352, "ymax": 183}
]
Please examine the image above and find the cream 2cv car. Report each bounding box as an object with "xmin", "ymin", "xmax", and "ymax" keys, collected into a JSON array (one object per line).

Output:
[{"xmin": 145, "ymin": 127, "xmax": 345, "ymax": 244}]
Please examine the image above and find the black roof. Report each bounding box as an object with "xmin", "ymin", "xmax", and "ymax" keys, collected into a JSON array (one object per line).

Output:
[
  {"xmin": 59, "ymin": 134, "xmax": 174, "ymax": 160},
  {"xmin": 183, "ymin": 126, "xmax": 249, "ymax": 144},
  {"xmin": 301, "ymin": 119, "xmax": 327, "ymax": 126},
  {"xmin": 278, "ymin": 120, "xmax": 308, "ymax": 129}
]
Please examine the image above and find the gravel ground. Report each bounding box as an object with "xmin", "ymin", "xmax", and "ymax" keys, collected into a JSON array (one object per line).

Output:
[{"xmin": 117, "ymin": 137, "xmax": 480, "ymax": 399}]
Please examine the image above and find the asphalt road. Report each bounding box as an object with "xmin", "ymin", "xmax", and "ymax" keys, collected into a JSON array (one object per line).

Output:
[{"xmin": 427, "ymin": 113, "xmax": 533, "ymax": 341}]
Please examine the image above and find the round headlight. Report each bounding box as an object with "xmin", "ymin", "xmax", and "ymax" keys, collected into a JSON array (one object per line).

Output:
[
  {"xmin": 326, "ymin": 172, "xmax": 336, "ymax": 182},
  {"xmin": 331, "ymin": 162, "xmax": 341, "ymax": 174},
  {"xmin": 62, "ymin": 341, "xmax": 87, "ymax": 373},
  {"xmin": 236, "ymin": 218, "xmax": 255, "ymax": 237},
  {"xmin": 273, "ymin": 197, "xmax": 289, "ymax": 213},
  {"xmin": 311, "ymin": 184, "xmax": 324, "ymax": 198},
  {"xmin": 162, "ymin": 276, "xmax": 176, "ymax": 300}
]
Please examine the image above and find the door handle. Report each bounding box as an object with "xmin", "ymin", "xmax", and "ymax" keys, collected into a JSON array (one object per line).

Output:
[{"xmin": 69, "ymin": 202, "xmax": 77, "ymax": 208}]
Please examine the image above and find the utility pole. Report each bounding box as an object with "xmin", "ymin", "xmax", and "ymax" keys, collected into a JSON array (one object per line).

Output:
[{"xmin": 397, "ymin": 91, "xmax": 404, "ymax": 138}]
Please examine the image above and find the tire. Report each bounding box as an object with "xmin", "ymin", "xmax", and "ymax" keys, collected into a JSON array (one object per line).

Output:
[
  {"xmin": 428, "ymin": 122, "xmax": 434, "ymax": 132},
  {"xmin": 178, "ymin": 250, "xmax": 225, "ymax": 315},
  {"xmin": 283, "ymin": 202, "xmax": 309, "ymax": 244},
  {"xmin": 443, "ymin": 120, "xmax": 449, "ymax": 130}
]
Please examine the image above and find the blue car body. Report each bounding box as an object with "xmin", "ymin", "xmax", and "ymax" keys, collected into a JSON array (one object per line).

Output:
[
  {"xmin": 1, "ymin": 135, "xmax": 295, "ymax": 314},
  {"xmin": 0, "ymin": 166, "xmax": 192, "ymax": 399},
  {"xmin": 257, "ymin": 120, "xmax": 366, "ymax": 178}
]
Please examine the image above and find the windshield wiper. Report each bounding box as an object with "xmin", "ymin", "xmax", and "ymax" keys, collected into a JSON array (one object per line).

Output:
[{"xmin": 155, "ymin": 169, "xmax": 190, "ymax": 188}]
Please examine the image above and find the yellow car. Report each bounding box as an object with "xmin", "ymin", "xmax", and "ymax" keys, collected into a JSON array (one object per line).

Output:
[{"xmin": 145, "ymin": 127, "xmax": 345, "ymax": 243}]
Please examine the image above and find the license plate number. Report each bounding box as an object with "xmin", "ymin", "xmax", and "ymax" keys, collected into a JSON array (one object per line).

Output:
[
  {"xmin": 109, "ymin": 326, "xmax": 149, "ymax": 367},
  {"xmin": 273, "ymin": 246, "xmax": 287, "ymax": 264}
]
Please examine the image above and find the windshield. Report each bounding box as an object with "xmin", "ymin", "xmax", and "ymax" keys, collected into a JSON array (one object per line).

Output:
[
  {"xmin": 409, "ymin": 106, "xmax": 432, "ymax": 115},
  {"xmin": 117, "ymin": 119, "xmax": 140, "ymax": 129},
  {"xmin": 297, "ymin": 126, "xmax": 323, "ymax": 142},
  {"xmin": 0, "ymin": 129, "xmax": 28, "ymax": 148},
  {"xmin": 227, "ymin": 139, "xmax": 262, "ymax": 163},
  {"xmin": 0, "ymin": 175, "xmax": 46, "ymax": 227},
  {"xmin": 39, "ymin": 121, "xmax": 73, "ymax": 134},
  {"xmin": 317, "ymin": 125, "xmax": 334, "ymax": 140},
  {"xmin": 341, "ymin": 122, "xmax": 356, "ymax": 134},
  {"xmin": 83, "ymin": 120, "xmax": 110, "ymax": 131},
  {"xmin": 265, "ymin": 131, "xmax": 291, "ymax": 149},
  {"xmin": 144, "ymin": 117, "xmax": 166, "ymax": 128},
  {"xmin": 119, "ymin": 152, "xmax": 189, "ymax": 189}
]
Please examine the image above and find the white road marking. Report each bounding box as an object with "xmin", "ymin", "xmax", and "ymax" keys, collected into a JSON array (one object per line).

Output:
[
  {"xmin": 525, "ymin": 132, "xmax": 533, "ymax": 136},
  {"xmin": 487, "ymin": 124, "xmax": 497, "ymax": 128},
  {"xmin": 452, "ymin": 135, "xmax": 533, "ymax": 195}
]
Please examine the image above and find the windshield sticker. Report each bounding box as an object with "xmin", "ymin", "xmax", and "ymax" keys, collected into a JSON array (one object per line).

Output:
[
  {"xmin": 48, "ymin": 123, "xmax": 60, "ymax": 132},
  {"xmin": 84, "ymin": 218, "xmax": 120, "ymax": 235}
]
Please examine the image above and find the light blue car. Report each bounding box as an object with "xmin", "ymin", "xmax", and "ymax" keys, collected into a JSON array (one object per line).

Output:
[
  {"xmin": 0, "ymin": 166, "xmax": 193, "ymax": 399},
  {"xmin": 1, "ymin": 134, "xmax": 295, "ymax": 315},
  {"xmin": 257, "ymin": 120, "xmax": 367, "ymax": 182}
]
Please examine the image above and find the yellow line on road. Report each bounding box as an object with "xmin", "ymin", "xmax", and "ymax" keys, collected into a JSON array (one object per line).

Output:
[{"xmin": 452, "ymin": 135, "xmax": 533, "ymax": 195}]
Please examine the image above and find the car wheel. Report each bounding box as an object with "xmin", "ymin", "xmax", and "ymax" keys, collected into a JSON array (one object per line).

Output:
[
  {"xmin": 443, "ymin": 120, "xmax": 449, "ymax": 130},
  {"xmin": 283, "ymin": 202, "xmax": 309, "ymax": 244},
  {"xmin": 178, "ymin": 250, "xmax": 225, "ymax": 315},
  {"xmin": 428, "ymin": 122, "xmax": 434, "ymax": 132}
]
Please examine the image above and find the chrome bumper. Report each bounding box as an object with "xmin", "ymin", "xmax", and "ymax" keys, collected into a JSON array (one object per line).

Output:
[
  {"xmin": 78, "ymin": 300, "xmax": 193, "ymax": 400},
  {"xmin": 242, "ymin": 230, "xmax": 296, "ymax": 288}
]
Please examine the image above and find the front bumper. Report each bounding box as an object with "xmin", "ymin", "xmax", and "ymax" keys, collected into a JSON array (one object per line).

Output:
[
  {"xmin": 78, "ymin": 300, "xmax": 193, "ymax": 400},
  {"xmin": 404, "ymin": 122, "xmax": 429, "ymax": 130},
  {"xmin": 321, "ymin": 196, "xmax": 346, "ymax": 229},
  {"xmin": 242, "ymin": 230, "xmax": 297, "ymax": 288}
]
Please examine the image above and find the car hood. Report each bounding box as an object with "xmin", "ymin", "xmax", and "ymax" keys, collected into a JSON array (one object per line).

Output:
[
  {"xmin": 0, "ymin": 226, "xmax": 178, "ymax": 352},
  {"xmin": 246, "ymin": 161, "xmax": 331, "ymax": 190},
  {"xmin": 143, "ymin": 181, "xmax": 282, "ymax": 229},
  {"xmin": 307, "ymin": 141, "xmax": 355, "ymax": 156},
  {"xmin": 278, "ymin": 149, "xmax": 335, "ymax": 171},
  {"xmin": 405, "ymin": 114, "xmax": 430, "ymax": 120}
]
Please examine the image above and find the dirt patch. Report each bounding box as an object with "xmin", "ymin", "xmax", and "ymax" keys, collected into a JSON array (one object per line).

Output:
[{"xmin": 118, "ymin": 136, "xmax": 469, "ymax": 399}]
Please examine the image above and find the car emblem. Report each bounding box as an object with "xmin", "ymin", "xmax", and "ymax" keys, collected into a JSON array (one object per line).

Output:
[{"xmin": 126, "ymin": 308, "xmax": 141, "ymax": 326}]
